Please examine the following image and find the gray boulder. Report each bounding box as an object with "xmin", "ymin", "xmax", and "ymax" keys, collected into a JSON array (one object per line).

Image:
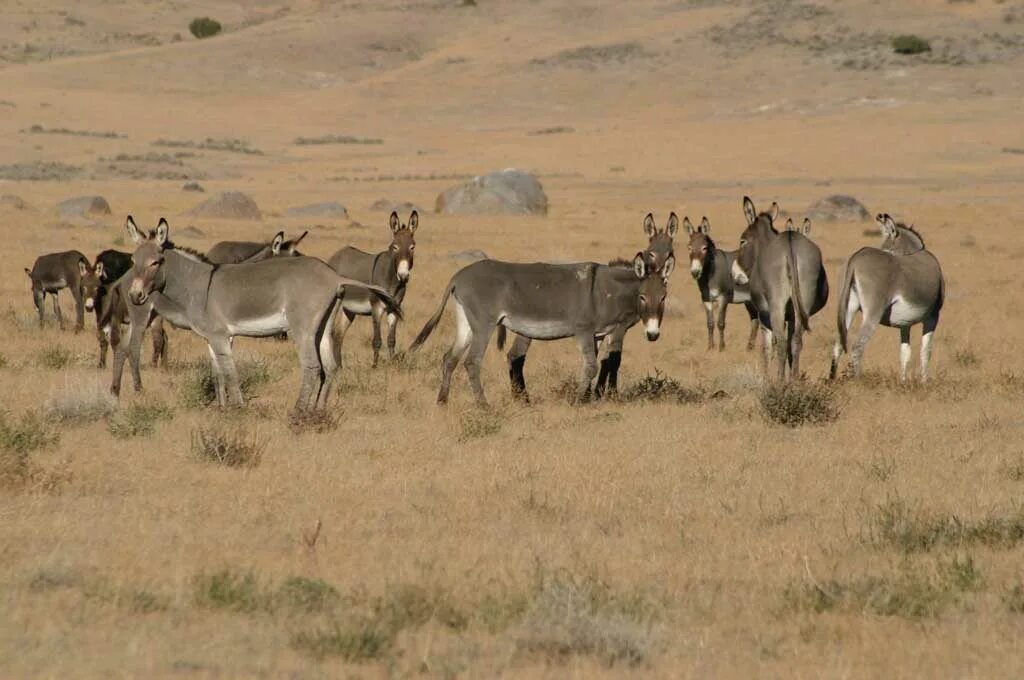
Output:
[
  {"xmin": 285, "ymin": 201, "xmax": 348, "ymax": 219},
  {"xmin": 57, "ymin": 195, "xmax": 111, "ymax": 221},
  {"xmin": 187, "ymin": 191, "xmax": 262, "ymax": 220},
  {"xmin": 806, "ymin": 194, "xmax": 871, "ymax": 222},
  {"xmin": 436, "ymin": 169, "xmax": 548, "ymax": 216}
]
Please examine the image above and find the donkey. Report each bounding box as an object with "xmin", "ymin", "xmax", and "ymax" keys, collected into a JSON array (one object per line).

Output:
[
  {"xmin": 206, "ymin": 231, "xmax": 308, "ymax": 264},
  {"xmin": 830, "ymin": 214, "xmax": 944, "ymax": 382},
  {"xmin": 501, "ymin": 212, "xmax": 677, "ymax": 401},
  {"xmin": 410, "ymin": 252, "xmax": 675, "ymax": 406},
  {"xmin": 684, "ymin": 216, "xmax": 759, "ymax": 351},
  {"xmin": 328, "ymin": 211, "xmax": 418, "ymax": 367},
  {"xmin": 114, "ymin": 217, "xmax": 400, "ymax": 411},
  {"xmin": 25, "ymin": 250, "xmax": 89, "ymax": 330},
  {"xmin": 732, "ymin": 197, "xmax": 829, "ymax": 381}
]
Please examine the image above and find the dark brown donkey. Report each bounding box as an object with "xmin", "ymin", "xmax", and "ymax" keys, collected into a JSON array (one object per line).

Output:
[
  {"xmin": 25, "ymin": 250, "xmax": 89, "ymax": 330},
  {"xmin": 328, "ymin": 211, "xmax": 418, "ymax": 367}
]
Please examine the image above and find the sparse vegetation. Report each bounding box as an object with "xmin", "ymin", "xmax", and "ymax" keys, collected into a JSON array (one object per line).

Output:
[
  {"xmin": 190, "ymin": 425, "xmax": 266, "ymax": 468},
  {"xmin": 189, "ymin": 17, "xmax": 222, "ymax": 40},
  {"xmin": 43, "ymin": 383, "xmax": 116, "ymax": 425},
  {"xmin": 954, "ymin": 347, "xmax": 979, "ymax": 368},
  {"xmin": 872, "ymin": 499, "xmax": 1024, "ymax": 552},
  {"xmin": 152, "ymin": 137, "xmax": 261, "ymax": 155},
  {"xmin": 36, "ymin": 345, "xmax": 73, "ymax": 369},
  {"xmin": 107, "ymin": 401, "xmax": 173, "ymax": 438},
  {"xmin": 179, "ymin": 359, "xmax": 274, "ymax": 408},
  {"xmin": 294, "ymin": 134, "xmax": 383, "ymax": 145},
  {"xmin": 759, "ymin": 381, "xmax": 840, "ymax": 427},
  {"xmin": 459, "ymin": 409, "xmax": 503, "ymax": 440},
  {"xmin": 24, "ymin": 124, "xmax": 124, "ymax": 139},
  {"xmin": 0, "ymin": 410, "xmax": 60, "ymax": 489},
  {"xmin": 892, "ymin": 34, "xmax": 932, "ymax": 55},
  {"xmin": 621, "ymin": 371, "xmax": 707, "ymax": 404},
  {"xmin": 287, "ymin": 409, "xmax": 339, "ymax": 435}
]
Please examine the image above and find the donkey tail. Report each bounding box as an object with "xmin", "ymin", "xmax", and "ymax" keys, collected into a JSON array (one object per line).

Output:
[
  {"xmin": 836, "ymin": 261, "xmax": 857, "ymax": 354},
  {"xmin": 786, "ymin": 233, "xmax": 811, "ymax": 332},
  {"xmin": 336, "ymin": 277, "xmax": 402, "ymax": 320},
  {"xmin": 409, "ymin": 281, "xmax": 455, "ymax": 352},
  {"xmin": 496, "ymin": 325, "xmax": 507, "ymax": 351}
]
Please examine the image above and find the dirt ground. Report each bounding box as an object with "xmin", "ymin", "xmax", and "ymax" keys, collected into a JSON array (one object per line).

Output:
[{"xmin": 2, "ymin": 1, "xmax": 1024, "ymax": 677}]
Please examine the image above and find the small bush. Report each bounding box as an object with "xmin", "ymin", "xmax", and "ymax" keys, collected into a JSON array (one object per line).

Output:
[
  {"xmin": 194, "ymin": 570, "xmax": 268, "ymax": 613},
  {"xmin": 954, "ymin": 347, "xmax": 979, "ymax": 368},
  {"xmin": 759, "ymin": 381, "xmax": 840, "ymax": 427},
  {"xmin": 459, "ymin": 410, "xmax": 502, "ymax": 441},
  {"xmin": 278, "ymin": 576, "xmax": 340, "ymax": 613},
  {"xmin": 287, "ymin": 409, "xmax": 339, "ymax": 435},
  {"xmin": 189, "ymin": 17, "xmax": 222, "ymax": 40},
  {"xmin": 191, "ymin": 425, "xmax": 266, "ymax": 468},
  {"xmin": 291, "ymin": 624, "xmax": 391, "ymax": 662},
  {"xmin": 622, "ymin": 371, "xmax": 706, "ymax": 404},
  {"xmin": 37, "ymin": 345, "xmax": 73, "ymax": 370},
  {"xmin": 107, "ymin": 402, "xmax": 172, "ymax": 438},
  {"xmin": 43, "ymin": 383, "xmax": 116, "ymax": 425},
  {"xmin": 892, "ymin": 34, "xmax": 931, "ymax": 55},
  {"xmin": 872, "ymin": 498, "xmax": 1024, "ymax": 552},
  {"xmin": 0, "ymin": 411, "xmax": 60, "ymax": 489},
  {"xmin": 1005, "ymin": 584, "xmax": 1024, "ymax": 613},
  {"xmin": 179, "ymin": 359, "xmax": 273, "ymax": 408}
]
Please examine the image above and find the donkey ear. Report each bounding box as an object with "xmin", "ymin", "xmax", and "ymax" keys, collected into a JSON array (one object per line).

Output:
[
  {"xmin": 78, "ymin": 259, "xmax": 89, "ymax": 277},
  {"xmin": 882, "ymin": 214, "xmax": 897, "ymax": 236},
  {"xmin": 291, "ymin": 230, "xmax": 309, "ymax": 251},
  {"xmin": 155, "ymin": 218, "xmax": 169, "ymax": 246},
  {"xmin": 633, "ymin": 252, "xmax": 647, "ymax": 279},
  {"xmin": 683, "ymin": 216, "xmax": 695, "ymax": 235},
  {"xmin": 271, "ymin": 231, "xmax": 285, "ymax": 255},
  {"xmin": 408, "ymin": 210, "xmax": 419, "ymax": 232},
  {"xmin": 95, "ymin": 261, "xmax": 105, "ymax": 279},
  {"xmin": 661, "ymin": 254, "xmax": 676, "ymax": 281},
  {"xmin": 801, "ymin": 218, "xmax": 811, "ymax": 235},
  {"xmin": 700, "ymin": 216, "xmax": 711, "ymax": 234},
  {"xmin": 665, "ymin": 212, "xmax": 679, "ymax": 238},
  {"xmin": 126, "ymin": 215, "xmax": 143, "ymax": 244},
  {"xmin": 742, "ymin": 197, "xmax": 757, "ymax": 226},
  {"xmin": 389, "ymin": 211, "xmax": 400, "ymax": 233},
  {"xmin": 25, "ymin": 268, "xmax": 32, "ymax": 277},
  {"xmin": 784, "ymin": 218, "xmax": 794, "ymax": 231},
  {"xmin": 769, "ymin": 202, "xmax": 780, "ymax": 222},
  {"xmin": 643, "ymin": 213, "xmax": 657, "ymax": 237}
]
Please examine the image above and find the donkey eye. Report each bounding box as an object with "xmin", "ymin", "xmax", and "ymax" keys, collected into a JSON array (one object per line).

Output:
[
  {"xmin": 409, "ymin": 244, "xmax": 415, "ymax": 251},
  {"xmin": 639, "ymin": 295, "xmax": 647, "ymax": 303}
]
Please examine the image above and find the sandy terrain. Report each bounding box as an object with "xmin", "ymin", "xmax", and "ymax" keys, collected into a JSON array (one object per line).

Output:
[{"xmin": 2, "ymin": 1, "xmax": 1024, "ymax": 677}]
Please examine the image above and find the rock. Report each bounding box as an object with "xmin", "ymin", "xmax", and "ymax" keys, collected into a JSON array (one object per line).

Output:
[
  {"xmin": 447, "ymin": 249, "xmax": 489, "ymax": 263},
  {"xmin": 370, "ymin": 198, "xmax": 420, "ymax": 214},
  {"xmin": 0, "ymin": 194, "xmax": 30, "ymax": 210},
  {"xmin": 187, "ymin": 191, "xmax": 262, "ymax": 220},
  {"xmin": 806, "ymin": 194, "xmax": 871, "ymax": 222},
  {"xmin": 182, "ymin": 181, "xmax": 205, "ymax": 192},
  {"xmin": 285, "ymin": 201, "xmax": 348, "ymax": 219},
  {"xmin": 56, "ymin": 195, "xmax": 111, "ymax": 219},
  {"xmin": 436, "ymin": 169, "xmax": 548, "ymax": 216},
  {"xmin": 179, "ymin": 225, "xmax": 205, "ymax": 238}
]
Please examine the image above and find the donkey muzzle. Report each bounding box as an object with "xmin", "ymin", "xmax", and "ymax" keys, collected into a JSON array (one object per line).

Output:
[
  {"xmin": 690, "ymin": 259, "xmax": 703, "ymax": 279},
  {"xmin": 644, "ymin": 319, "xmax": 661, "ymax": 341},
  {"xmin": 396, "ymin": 260, "xmax": 411, "ymax": 282},
  {"xmin": 84, "ymin": 298, "xmax": 94, "ymax": 311}
]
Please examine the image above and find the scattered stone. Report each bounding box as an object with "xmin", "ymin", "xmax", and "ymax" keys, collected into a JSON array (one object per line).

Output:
[
  {"xmin": 187, "ymin": 191, "xmax": 262, "ymax": 220},
  {"xmin": 182, "ymin": 181, "xmax": 205, "ymax": 192},
  {"xmin": 436, "ymin": 169, "xmax": 548, "ymax": 216},
  {"xmin": 56, "ymin": 195, "xmax": 112, "ymax": 223},
  {"xmin": 285, "ymin": 202, "xmax": 348, "ymax": 219},
  {"xmin": 806, "ymin": 194, "xmax": 871, "ymax": 222}
]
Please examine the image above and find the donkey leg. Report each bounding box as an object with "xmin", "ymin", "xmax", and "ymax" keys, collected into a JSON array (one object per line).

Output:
[
  {"xmin": 770, "ymin": 307, "xmax": 789, "ymax": 382},
  {"xmin": 206, "ymin": 345, "xmax": 228, "ymax": 408},
  {"xmin": 71, "ymin": 287, "xmax": 85, "ymax": 333},
  {"xmin": 386, "ymin": 312, "xmax": 399, "ymax": 360},
  {"xmin": 595, "ymin": 328, "xmax": 625, "ymax": 398},
  {"xmin": 294, "ymin": 340, "xmax": 323, "ymax": 413},
  {"xmin": 506, "ymin": 333, "xmax": 532, "ymax": 402},
  {"xmin": 760, "ymin": 325, "xmax": 773, "ymax": 376},
  {"xmin": 789, "ymin": 322, "xmax": 804, "ymax": 380},
  {"xmin": 831, "ymin": 287, "xmax": 860, "ymax": 379},
  {"xmin": 703, "ymin": 301, "xmax": 715, "ymax": 351},
  {"xmin": 898, "ymin": 326, "xmax": 912, "ymax": 383},
  {"xmin": 317, "ymin": 303, "xmax": 342, "ymax": 410},
  {"xmin": 110, "ymin": 323, "xmax": 127, "ymax": 396},
  {"xmin": 574, "ymin": 334, "xmax": 599, "ymax": 404},
  {"xmin": 716, "ymin": 297, "xmax": 729, "ymax": 351},
  {"xmin": 850, "ymin": 310, "xmax": 881, "ymax": 377},
  {"xmin": 151, "ymin": 317, "xmax": 167, "ymax": 368},
  {"xmin": 745, "ymin": 304, "xmax": 759, "ymax": 351},
  {"xmin": 370, "ymin": 302, "xmax": 385, "ymax": 368},
  {"xmin": 920, "ymin": 315, "xmax": 939, "ymax": 383},
  {"xmin": 52, "ymin": 295, "xmax": 65, "ymax": 330},
  {"xmin": 438, "ymin": 300, "xmax": 471, "ymax": 405},
  {"xmin": 97, "ymin": 325, "xmax": 109, "ymax": 368}
]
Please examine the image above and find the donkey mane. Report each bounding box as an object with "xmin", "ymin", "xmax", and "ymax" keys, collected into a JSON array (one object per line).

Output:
[
  {"xmin": 608, "ymin": 257, "xmax": 633, "ymax": 268},
  {"xmin": 162, "ymin": 240, "xmax": 213, "ymax": 265},
  {"xmin": 894, "ymin": 222, "xmax": 926, "ymax": 245}
]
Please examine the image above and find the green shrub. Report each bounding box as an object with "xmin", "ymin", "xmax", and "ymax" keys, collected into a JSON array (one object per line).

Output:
[
  {"xmin": 892, "ymin": 34, "xmax": 931, "ymax": 55},
  {"xmin": 0, "ymin": 410, "xmax": 59, "ymax": 489},
  {"xmin": 194, "ymin": 570, "xmax": 268, "ymax": 613},
  {"xmin": 107, "ymin": 402, "xmax": 172, "ymax": 438},
  {"xmin": 189, "ymin": 17, "xmax": 222, "ymax": 40}
]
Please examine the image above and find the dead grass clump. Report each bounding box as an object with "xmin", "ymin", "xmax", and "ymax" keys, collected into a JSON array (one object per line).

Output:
[
  {"xmin": 459, "ymin": 410, "xmax": 503, "ymax": 441},
  {"xmin": 190, "ymin": 425, "xmax": 266, "ymax": 468},
  {"xmin": 107, "ymin": 402, "xmax": 173, "ymax": 438},
  {"xmin": 783, "ymin": 555, "xmax": 981, "ymax": 620},
  {"xmin": 999, "ymin": 456, "xmax": 1024, "ymax": 482},
  {"xmin": 0, "ymin": 410, "xmax": 61, "ymax": 490},
  {"xmin": 178, "ymin": 359, "xmax": 274, "ymax": 408},
  {"xmin": 278, "ymin": 576, "xmax": 341, "ymax": 614},
  {"xmin": 621, "ymin": 371, "xmax": 707, "ymax": 404},
  {"xmin": 194, "ymin": 570, "xmax": 269, "ymax": 613},
  {"xmin": 291, "ymin": 624, "xmax": 391, "ymax": 662},
  {"xmin": 43, "ymin": 383, "xmax": 116, "ymax": 425},
  {"xmin": 759, "ymin": 381, "xmax": 840, "ymax": 427},
  {"xmin": 1004, "ymin": 584, "xmax": 1024, "ymax": 613},
  {"xmin": 872, "ymin": 499, "xmax": 1024, "ymax": 552},
  {"xmin": 0, "ymin": 353, "xmax": 8, "ymax": 369},
  {"xmin": 287, "ymin": 409, "xmax": 339, "ymax": 435},
  {"xmin": 954, "ymin": 347, "xmax": 979, "ymax": 368},
  {"xmin": 37, "ymin": 345, "xmax": 73, "ymax": 370}
]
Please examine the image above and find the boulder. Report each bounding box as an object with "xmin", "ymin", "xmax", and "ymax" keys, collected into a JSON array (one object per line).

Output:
[
  {"xmin": 0, "ymin": 194, "xmax": 30, "ymax": 210},
  {"xmin": 182, "ymin": 181, "xmax": 205, "ymax": 192},
  {"xmin": 806, "ymin": 194, "xmax": 870, "ymax": 222},
  {"xmin": 56, "ymin": 195, "xmax": 111, "ymax": 221},
  {"xmin": 436, "ymin": 169, "xmax": 547, "ymax": 216},
  {"xmin": 187, "ymin": 191, "xmax": 262, "ymax": 220},
  {"xmin": 285, "ymin": 201, "xmax": 348, "ymax": 219}
]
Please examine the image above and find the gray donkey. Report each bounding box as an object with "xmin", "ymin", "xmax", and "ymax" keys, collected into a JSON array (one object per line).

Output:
[
  {"xmin": 732, "ymin": 197, "xmax": 829, "ymax": 381},
  {"xmin": 410, "ymin": 252, "xmax": 675, "ymax": 406},
  {"xmin": 502, "ymin": 212, "xmax": 677, "ymax": 400},
  {"xmin": 206, "ymin": 231, "xmax": 308, "ymax": 264},
  {"xmin": 328, "ymin": 211, "xmax": 418, "ymax": 367},
  {"xmin": 684, "ymin": 216, "xmax": 759, "ymax": 351},
  {"xmin": 830, "ymin": 214, "xmax": 944, "ymax": 382},
  {"xmin": 113, "ymin": 217, "xmax": 400, "ymax": 411},
  {"xmin": 25, "ymin": 250, "xmax": 89, "ymax": 330}
]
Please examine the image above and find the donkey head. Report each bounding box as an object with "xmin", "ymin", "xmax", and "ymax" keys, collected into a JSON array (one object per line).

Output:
[
  {"xmin": 784, "ymin": 217, "xmax": 811, "ymax": 235},
  {"xmin": 126, "ymin": 216, "xmax": 170, "ymax": 305},
  {"xmin": 25, "ymin": 268, "xmax": 43, "ymax": 312},
  {"xmin": 633, "ymin": 251, "xmax": 676, "ymax": 341},
  {"xmin": 734, "ymin": 197, "xmax": 780, "ymax": 285},
  {"xmin": 684, "ymin": 216, "xmax": 714, "ymax": 279},
  {"xmin": 641, "ymin": 212, "xmax": 677, "ymax": 274},
  {"xmin": 78, "ymin": 259, "xmax": 105, "ymax": 312},
  {"xmin": 388, "ymin": 210, "xmax": 418, "ymax": 282},
  {"xmin": 271, "ymin": 230, "xmax": 308, "ymax": 257},
  {"xmin": 877, "ymin": 213, "xmax": 924, "ymax": 255}
]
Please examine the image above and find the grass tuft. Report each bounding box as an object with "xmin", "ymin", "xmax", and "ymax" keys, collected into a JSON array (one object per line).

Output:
[
  {"xmin": 179, "ymin": 359, "xmax": 273, "ymax": 408},
  {"xmin": 0, "ymin": 410, "xmax": 61, "ymax": 490},
  {"xmin": 892, "ymin": 34, "xmax": 932, "ymax": 55},
  {"xmin": 287, "ymin": 409, "xmax": 339, "ymax": 435},
  {"xmin": 459, "ymin": 409, "xmax": 503, "ymax": 441},
  {"xmin": 37, "ymin": 345, "xmax": 73, "ymax": 370},
  {"xmin": 872, "ymin": 498, "xmax": 1024, "ymax": 552},
  {"xmin": 190, "ymin": 424, "xmax": 266, "ymax": 468},
  {"xmin": 621, "ymin": 370, "xmax": 707, "ymax": 404},
  {"xmin": 43, "ymin": 383, "xmax": 116, "ymax": 425},
  {"xmin": 107, "ymin": 401, "xmax": 172, "ymax": 438},
  {"xmin": 759, "ymin": 381, "xmax": 840, "ymax": 427}
]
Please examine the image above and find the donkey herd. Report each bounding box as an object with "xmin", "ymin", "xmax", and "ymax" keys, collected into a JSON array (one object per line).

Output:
[{"xmin": 23, "ymin": 197, "xmax": 945, "ymax": 412}]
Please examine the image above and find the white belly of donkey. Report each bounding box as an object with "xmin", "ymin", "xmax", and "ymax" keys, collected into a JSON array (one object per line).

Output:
[
  {"xmin": 887, "ymin": 296, "xmax": 927, "ymax": 327},
  {"xmin": 228, "ymin": 311, "xmax": 290, "ymax": 336}
]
